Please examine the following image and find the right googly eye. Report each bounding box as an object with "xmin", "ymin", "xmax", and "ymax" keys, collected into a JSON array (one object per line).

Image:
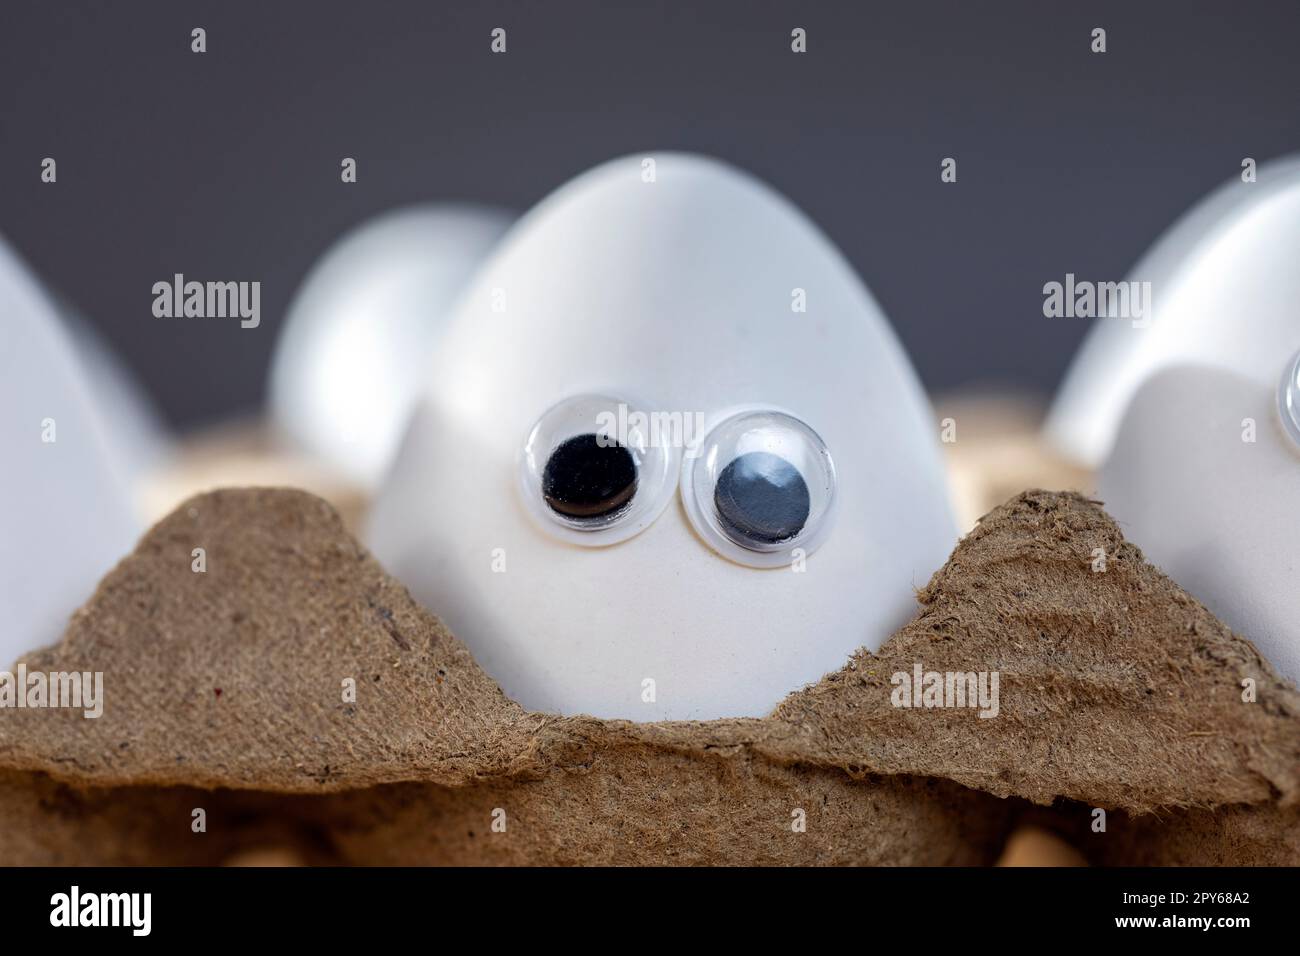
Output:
[
  {"xmin": 519, "ymin": 394, "xmax": 680, "ymax": 546},
  {"xmin": 680, "ymin": 407, "xmax": 838, "ymax": 568}
]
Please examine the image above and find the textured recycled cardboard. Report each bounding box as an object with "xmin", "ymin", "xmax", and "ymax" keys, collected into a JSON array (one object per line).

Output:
[{"xmin": 0, "ymin": 487, "xmax": 1296, "ymax": 865}]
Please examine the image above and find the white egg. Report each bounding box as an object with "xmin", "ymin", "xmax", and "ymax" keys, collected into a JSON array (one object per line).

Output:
[
  {"xmin": 61, "ymin": 309, "xmax": 170, "ymax": 486},
  {"xmin": 1047, "ymin": 157, "xmax": 1300, "ymax": 684},
  {"xmin": 1047, "ymin": 155, "xmax": 1300, "ymax": 467},
  {"xmin": 269, "ymin": 204, "xmax": 513, "ymax": 487},
  {"xmin": 1101, "ymin": 365, "xmax": 1299, "ymax": 683},
  {"xmin": 0, "ymin": 236, "xmax": 144, "ymax": 664},
  {"xmin": 368, "ymin": 154, "xmax": 957, "ymax": 720}
]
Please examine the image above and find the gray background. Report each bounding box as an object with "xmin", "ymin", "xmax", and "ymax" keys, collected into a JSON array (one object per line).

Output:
[{"xmin": 3, "ymin": 0, "xmax": 1298, "ymax": 428}]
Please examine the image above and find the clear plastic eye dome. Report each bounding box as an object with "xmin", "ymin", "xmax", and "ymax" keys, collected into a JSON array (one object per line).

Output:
[
  {"xmin": 1278, "ymin": 348, "xmax": 1300, "ymax": 452},
  {"xmin": 681, "ymin": 408, "xmax": 837, "ymax": 568},
  {"xmin": 519, "ymin": 394, "xmax": 680, "ymax": 546}
]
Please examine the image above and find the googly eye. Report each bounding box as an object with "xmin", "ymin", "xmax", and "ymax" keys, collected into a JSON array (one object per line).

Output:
[
  {"xmin": 520, "ymin": 394, "xmax": 680, "ymax": 546},
  {"xmin": 1278, "ymin": 348, "xmax": 1300, "ymax": 452},
  {"xmin": 680, "ymin": 408, "xmax": 837, "ymax": 568}
]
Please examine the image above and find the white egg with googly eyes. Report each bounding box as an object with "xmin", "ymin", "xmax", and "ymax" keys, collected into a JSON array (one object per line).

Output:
[
  {"xmin": 1048, "ymin": 156, "xmax": 1300, "ymax": 684},
  {"xmin": 270, "ymin": 204, "xmax": 513, "ymax": 488},
  {"xmin": 0, "ymin": 236, "xmax": 145, "ymax": 664},
  {"xmin": 369, "ymin": 154, "xmax": 958, "ymax": 720}
]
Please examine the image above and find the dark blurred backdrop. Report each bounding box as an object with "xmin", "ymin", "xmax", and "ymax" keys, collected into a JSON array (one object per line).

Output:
[{"xmin": 3, "ymin": 0, "xmax": 1299, "ymax": 428}]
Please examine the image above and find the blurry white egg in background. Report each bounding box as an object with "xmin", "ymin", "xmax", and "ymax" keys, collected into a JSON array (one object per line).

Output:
[
  {"xmin": 0, "ymin": 235, "xmax": 168, "ymax": 664},
  {"xmin": 1048, "ymin": 155, "xmax": 1300, "ymax": 684},
  {"xmin": 269, "ymin": 203, "xmax": 514, "ymax": 488},
  {"xmin": 369, "ymin": 153, "xmax": 958, "ymax": 721},
  {"xmin": 61, "ymin": 306, "xmax": 170, "ymax": 489}
]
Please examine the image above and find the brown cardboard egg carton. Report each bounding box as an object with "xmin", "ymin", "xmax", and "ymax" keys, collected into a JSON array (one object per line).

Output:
[{"xmin": 1, "ymin": 488, "xmax": 1295, "ymax": 865}]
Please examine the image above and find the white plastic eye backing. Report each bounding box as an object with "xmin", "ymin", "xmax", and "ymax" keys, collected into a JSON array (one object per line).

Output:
[
  {"xmin": 1277, "ymin": 348, "xmax": 1300, "ymax": 452},
  {"xmin": 519, "ymin": 394, "xmax": 680, "ymax": 546},
  {"xmin": 681, "ymin": 407, "xmax": 837, "ymax": 568}
]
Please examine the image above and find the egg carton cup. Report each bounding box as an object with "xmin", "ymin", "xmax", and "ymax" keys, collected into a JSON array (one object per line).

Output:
[{"xmin": 0, "ymin": 488, "xmax": 1295, "ymax": 865}]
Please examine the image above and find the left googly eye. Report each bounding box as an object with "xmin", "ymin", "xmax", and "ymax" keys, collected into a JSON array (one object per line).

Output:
[
  {"xmin": 1277, "ymin": 347, "xmax": 1300, "ymax": 451},
  {"xmin": 519, "ymin": 393, "xmax": 680, "ymax": 546},
  {"xmin": 680, "ymin": 408, "xmax": 837, "ymax": 567}
]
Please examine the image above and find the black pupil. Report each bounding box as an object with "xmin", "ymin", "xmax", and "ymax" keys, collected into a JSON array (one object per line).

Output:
[
  {"xmin": 542, "ymin": 433, "xmax": 638, "ymax": 520},
  {"xmin": 714, "ymin": 451, "xmax": 810, "ymax": 544}
]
